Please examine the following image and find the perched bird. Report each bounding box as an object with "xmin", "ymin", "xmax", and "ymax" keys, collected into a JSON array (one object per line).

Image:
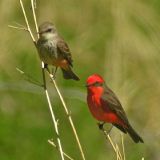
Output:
[
  {"xmin": 86, "ymin": 74, "xmax": 144, "ymax": 143},
  {"xmin": 36, "ymin": 22, "xmax": 80, "ymax": 81}
]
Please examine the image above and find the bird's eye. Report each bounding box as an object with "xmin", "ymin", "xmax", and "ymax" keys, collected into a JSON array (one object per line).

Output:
[
  {"xmin": 94, "ymin": 81, "xmax": 103, "ymax": 87},
  {"xmin": 94, "ymin": 81, "xmax": 99, "ymax": 86},
  {"xmin": 47, "ymin": 28, "xmax": 52, "ymax": 32}
]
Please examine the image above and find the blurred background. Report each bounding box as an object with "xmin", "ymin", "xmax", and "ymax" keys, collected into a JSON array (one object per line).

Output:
[{"xmin": 0, "ymin": 0, "xmax": 160, "ymax": 159}]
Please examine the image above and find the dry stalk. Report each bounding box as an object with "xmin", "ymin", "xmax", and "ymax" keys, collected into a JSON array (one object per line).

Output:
[
  {"xmin": 41, "ymin": 62, "xmax": 65, "ymax": 160},
  {"xmin": 99, "ymin": 125, "xmax": 123, "ymax": 160},
  {"xmin": 46, "ymin": 71, "xmax": 86, "ymax": 160},
  {"xmin": 19, "ymin": 0, "xmax": 35, "ymax": 43},
  {"xmin": 10, "ymin": 0, "xmax": 66, "ymax": 159},
  {"xmin": 31, "ymin": 0, "xmax": 86, "ymax": 158},
  {"xmin": 10, "ymin": 0, "xmax": 86, "ymax": 159},
  {"xmin": 121, "ymin": 133, "xmax": 125, "ymax": 160},
  {"xmin": 48, "ymin": 139, "xmax": 74, "ymax": 160}
]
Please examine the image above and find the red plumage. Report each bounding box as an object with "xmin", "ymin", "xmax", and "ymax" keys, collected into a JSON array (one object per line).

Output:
[{"xmin": 86, "ymin": 74, "xmax": 143, "ymax": 143}]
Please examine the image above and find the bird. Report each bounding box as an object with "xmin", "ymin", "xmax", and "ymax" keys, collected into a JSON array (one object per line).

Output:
[
  {"xmin": 36, "ymin": 22, "xmax": 80, "ymax": 81},
  {"xmin": 86, "ymin": 74, "xmax": 144, "ymax": 143}
]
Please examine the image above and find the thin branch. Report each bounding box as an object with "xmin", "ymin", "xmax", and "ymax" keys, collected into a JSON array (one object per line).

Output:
[
  {"xmin": 8, "ymin": 25, "xmax": 28, "ymax": 31},
  {"xmin": 14, "ymin": 22, "xmax": 26, "ymax": 28},
  {"xmin": 16, "ymin": 66, "xmax": 65, "ymax": 160},
  {"xmin": 33, "ymin": 0, "xmax": 37, "ymax": 9},
  {"xmin": 116, "ymin": 145, "xmax": 120, "ymax": 160},
  {"xmin": 31, "ymin": 0, "xmax": 39, "ymax": 38},
  {"xmin": 41, "ymin": 63, "xmax": 65, "ymax": 160},
  {"xmin": 46, "ymin": 70, "xmax": 86, "ymax": 160},
  {"xmin": 99, "ymin": 125, "xmax": 123, "ymax": 160},
  {"xmin": 17, "ymin": 1, "xmax": 65, "ymax": 159},
  {"xmin": 19, "ymin": 0, "xmax": 35, "ymax": 43},
  {"xmin": 116, "ymin": 144, "xmax": 123, "ymax": 160},
  {"xmin": 121, "ymin": 133, "xmax": 125, "ymax": 160},
  {"xmin": 13, "ymin": 1, "xmax": 85, "ymax": 159},
  {"xmin": 48, "ymin": 139, "xmax": 74, "ymax": 160},
  {"xmin": 16, "ymin": 67, "xmax": 43, "ymax": 87}
]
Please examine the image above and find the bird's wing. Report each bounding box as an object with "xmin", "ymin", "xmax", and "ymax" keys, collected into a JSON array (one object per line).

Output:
[
  {"xmin": 100, "ymin": 84, "xmax": 129, "ymax": 124},
  {"xmin": 57, "ymin": 38, "xmax": 73, "ymax": 67}
]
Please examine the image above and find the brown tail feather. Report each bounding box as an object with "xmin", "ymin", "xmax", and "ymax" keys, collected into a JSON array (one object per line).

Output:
[
  {"xmin": 126, "ymin": 124, "xmax": 144, "ymax": 143},
  {"xmin": 61, "ymin": 68, "xmax": 80, "ymax": 81}
]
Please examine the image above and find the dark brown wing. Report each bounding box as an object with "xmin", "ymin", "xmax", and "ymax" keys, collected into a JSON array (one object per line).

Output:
[
  {"xmin": 57, "ymin": 38, "xmax": 73, "ymax": 67},
  {"xmin": 100, "ymin": 84, "xmax": 129, "ymax": 125}
]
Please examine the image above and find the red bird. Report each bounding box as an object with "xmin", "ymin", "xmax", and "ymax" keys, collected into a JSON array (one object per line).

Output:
[{"xmin": 86, "ymin": 74, "xmax": 143, "ymax": 143}]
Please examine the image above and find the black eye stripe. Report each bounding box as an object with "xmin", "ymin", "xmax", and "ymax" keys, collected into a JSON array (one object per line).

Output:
[
  {"xmin": 93, "ymin": 82, "xmax": 103, "ymax": 86},
  {"xmin": 96, "ymin": 83, "xmax": 103, "ymax": 86},
  {"xmin": 46, "ymin": 28, "xmax": 52, "ymax": 32},
  {"xmin": 86, "ymin": 82, "xmax": 103, "ymax": 87}
]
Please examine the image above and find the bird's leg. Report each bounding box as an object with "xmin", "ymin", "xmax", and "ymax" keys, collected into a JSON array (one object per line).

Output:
[
  {"xmin": 44, "ymin": 64, "xmax": 55, "ymax": 81},
  {"xmin": 98, "ymin": 122, "xmax": 105, "ymax": 130},
  {"xmin": 52, "ymin": 67, "xmax": 58, "ymax": 79},
  {"xmin": 44, "ymin": 64, "xmax": 50, "ymax": 73},
  {"xmin": 44, "ymin": 63, "xmax": 48, "ymax": 69},
  {"xmin": 98, "ymin": 122, "xmax": 113, "ymax": 135}
]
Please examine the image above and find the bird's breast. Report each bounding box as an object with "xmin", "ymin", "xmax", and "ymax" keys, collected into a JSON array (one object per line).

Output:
[
  {"xmin": 87, "ymin": 88, "xmax": 120, "ymax": 123},
  {"xmin": 37, "ymin": 39, "xmax": 58, "ymax": 65},
  {"xmin": 87, "ymin": 92, "xmax": 104, "ymax": 121}
]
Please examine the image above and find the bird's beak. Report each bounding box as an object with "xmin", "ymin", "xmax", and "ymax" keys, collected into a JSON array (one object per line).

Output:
[
  {"xmin": 85, "ymin": 84, "xmax": 88, "ymax": 87},
  {"xmin": 85, "ymin": 84, "xmax": 92, "ymax": 87}
]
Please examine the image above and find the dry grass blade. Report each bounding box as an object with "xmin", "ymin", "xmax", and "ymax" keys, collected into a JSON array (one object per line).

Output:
[
  {"xmin": 12, "ymin": 1, "xmax": 66, "ymax": 159},
  {"xmin": 16, "ymin": 68, "xmax": 43, "ymax": 87},
  {"xmin": 98, "ymin": 124, "xmax": 123, "ymax": 160},
  {"xmin": 46, "ymin": 71, "xmax": 86, "ymax": 160},
  {"xmin": 121, "ymin": 133, "xmax": 125, "ymax": 160},
  {"xmin": 31, "ymin": 0, "xmax": 39, "ymax": 38},
  {"xmin": 8, "ymin": 25, "xmax": 28, "ymax": 31},
  {"xmin": 48, "ymin": 139, "xmax": 74, "ymax": 160},
  {"xmin": 19, "ymin": 0, "xmax": 35, "ymax": 43},
  {"xmin": 11, "ymin": 1, "xmax": 86, "ymax": 159}
]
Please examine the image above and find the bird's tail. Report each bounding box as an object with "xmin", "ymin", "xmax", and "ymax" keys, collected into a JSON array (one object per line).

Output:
[
  {"xmin": 61, "ymin": 68, "xmax": 80, "ymax": 81},
  {"xmin": 126, "ymin": 124, "xmax": 144, "ymax": 143}
]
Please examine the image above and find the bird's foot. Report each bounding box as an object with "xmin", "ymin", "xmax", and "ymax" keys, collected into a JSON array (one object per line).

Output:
[
  {"xmin": 51, "ymin": 70, "xmax": 56, "ymax": 80},
  {"xmin": 44, "ymin": 63, "xmax": 48, "ymax": 69},
  {"xmin": 97, "ymin": 122, "xmax": 105, "ymax": 130},
  {"xmin": 43, "ymin": 64, "xmax": 56, "ymax": 80},
  {"xmin": 51, "ymin": 67, "xmax": 58, "ymax": 80},
  {"xmin": 98, "ymin": 122, "xmax": 113, "ymax": 135},
  {"xmin": 44, "ymin": 64, "xmax": 50, "ymax": 73}
]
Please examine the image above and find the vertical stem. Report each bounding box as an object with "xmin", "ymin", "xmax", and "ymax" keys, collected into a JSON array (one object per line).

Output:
[
  {"xmin": 31, "ymin": 0, "xmax": 39, "ymax": 38},
  {"xmin": 48, "ymin": 139, "xmax": 74, "ymax": 160},
  {"xmin": 19, "ymin": 1, "xmax": 85, "ymax": 159},
  {"xmin": 47, "ymin": 72, "xmax": 86, "ymax": 160},
  {"xmin": 100, "ymin": 126, "xmax": 123, "ymax": 160},
  {"xmin": 19, "ymin": 0, "xmax": 35, "ymax": 43},
  {"xmin": 41, "ymin": 62, "xmax": 65, "ymax": 160},
  {"xmin": 121, "ymin": 133, "xmax": 125, "ymax": 160},
  {"xmin": 53, "ymin": 80, "xmax": 86, "ymax": 160}
]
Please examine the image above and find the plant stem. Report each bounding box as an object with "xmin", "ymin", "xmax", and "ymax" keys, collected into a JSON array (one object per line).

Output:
[{"xmin": 46, "ymin": 71, "xmax": 86, "ymax": 160}]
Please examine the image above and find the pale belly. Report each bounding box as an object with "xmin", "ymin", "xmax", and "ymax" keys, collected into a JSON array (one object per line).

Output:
[{"xmin": 37, "ymin": 39, "xmax": 58, "ymax": 65}]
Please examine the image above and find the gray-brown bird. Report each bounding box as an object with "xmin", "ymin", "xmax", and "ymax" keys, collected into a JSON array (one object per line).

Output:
[{"xmin": 36, "ymin": 22, "xmax": 80, "ymax": 81}]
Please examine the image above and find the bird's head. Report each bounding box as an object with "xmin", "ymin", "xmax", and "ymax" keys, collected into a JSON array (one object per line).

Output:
[
  {"xmin": 38, "ymin": 22, "xmax": 57, "ymax": 40},
  {"xmin": 86, "ymin": 74, "xmax": 105, "ymax": 89}
]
